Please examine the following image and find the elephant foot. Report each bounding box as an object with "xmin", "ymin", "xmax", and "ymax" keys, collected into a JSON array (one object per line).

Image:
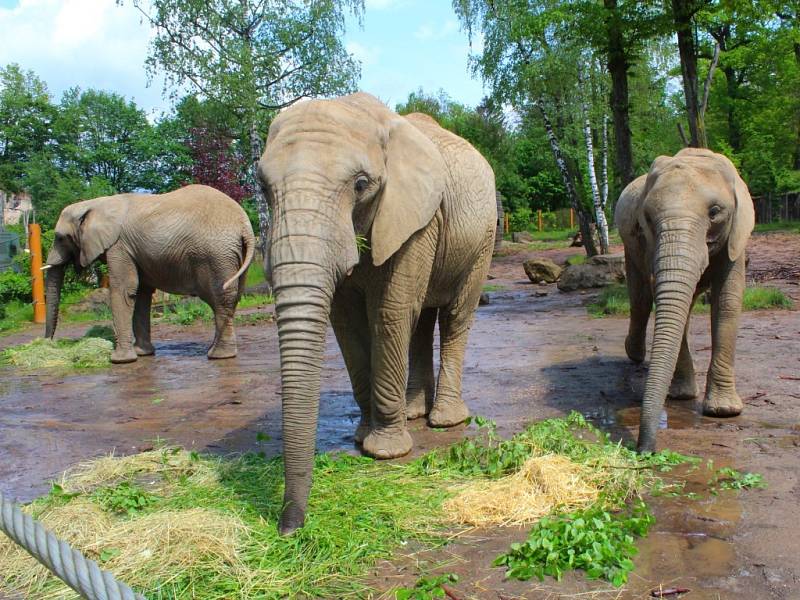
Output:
[
  {"xmin": 208, "ymin": 344, "xmax": 237, "ymax": 360},
  {"xmin": 703, "ymin": 388, "xmax": 743, "ymax": 417},
  {"xmin": 405, "ymin": 387, "xmax": 431, "ymax": 420},
  {"xmin": 428, "ymin": 396, "xmax": 469, "ymax": 428},
  {"xmin": 362, "ymin": 426, "xmax": 412, "ymax": 459},
  {"xmin": 625, "ymin": 334, "xmax": 646, "ymax": 363},
  {"xmin": 279, "ymin": 503, "xmax": 305, "ymax": 536},
  {"xmin": 111, "ymin": 347, "xmax": 138, "ymax": 364},
  {"xmin": 668, "ymin": 375, "xmax": 698, "ymax": 400},
  {"xmin": 134, "ymin": 342, "xmax": 155, "ymax": 356},
  {"xmin": 354, "ymin": 420, "xmax": 370, "ymax": 444}
]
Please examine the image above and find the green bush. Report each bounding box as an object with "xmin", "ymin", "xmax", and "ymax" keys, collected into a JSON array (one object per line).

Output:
[
  {"xmin": 0, "ymin": 269, "xmax": 32, "ymax": 303},
  {"xmin": 508, "ymin": 207, "xmax": 532, "ymax": 232}
]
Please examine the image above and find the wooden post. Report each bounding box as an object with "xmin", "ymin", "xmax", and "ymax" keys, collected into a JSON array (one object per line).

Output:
[
  {"xmin": 504, "ymin": 212, "xmax": 509, "ymax": 234},
  {"xmin": 537, "ymin": 209, "xmax": 543, "ymax": 232},
  {"xmin": 570, "ymin": 208, "xmax": 575, "ymax": 229},
  {"xmin": 28, "ymin": 223, "xmax": 46, "ymax": 324}
]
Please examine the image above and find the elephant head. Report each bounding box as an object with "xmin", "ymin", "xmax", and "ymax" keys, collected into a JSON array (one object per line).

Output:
[
  {"xmin": 44, "ymin": 196, "xmax": 128, "ymax": 339},
  {"xmin": 636, "ymin": 148, "xmax": 754, "ymax": 452},
  {"xmin": 257, "ymin": 93, "xmax": 446, "ymax": 534}
]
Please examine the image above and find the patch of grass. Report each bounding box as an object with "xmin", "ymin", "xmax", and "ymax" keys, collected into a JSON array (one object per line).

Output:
[
  {"xmin": 84, "ymin": 324, "xmax": 116, "ymax": 343},
  {"xmin": 565, "ymin": 254, "xmax": 586, "ymax": 266},
  {"xmin": 0, "ymin": 300, "xmax": 34, "ymax": 334},
  {"xmin": 161, "ymin": 294, "xmax": 275, "ymax": 326},
  {"xmin": 0, "ymin": 337, "xmax": 112, "ymax": 369},
  {"xmin": 395, "ymin": 573, "xmax": 459, "ymax": 599},
  {"xmin": 237, "ymin": 293, "xmax": 274, "ymax": 309},
  {"xmin": 588, "ymin": 284, "xmax": 794, "ymax": 317},
  {"xmin": 754, "ymin": 220, "xmax": 800, "ymax": 233},
  {"xmin": 482, "ymin": 284, "xmax": 505, "ymax": 292},
  {"xmin": 93, "ymin": 482, "xmax": 159, "ymax": 517},
  {"xmin": 245, "ymin": 260, "xmax": 267, "ymax": 287}
]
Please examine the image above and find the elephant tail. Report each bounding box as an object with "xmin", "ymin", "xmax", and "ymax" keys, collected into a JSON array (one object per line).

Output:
[{"xmin": 223, "ymin": 228, "xmax": 256, "ymax": 291}]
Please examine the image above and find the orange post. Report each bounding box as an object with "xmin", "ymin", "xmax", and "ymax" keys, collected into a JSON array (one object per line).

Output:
[
  {"xmin": 28, "ymin": 223, "xmax": 46, "ymax": 324},
  {"xmin": 570, "ymin": 208, "xmax": 575, "ymax": 229},
  {"xmin": 504, "ymin": 212, "xmax": 509, "ymax": 234},
  {"xmin": 537, "ymin": 209, "xmax": 543, "ymax": 232}
]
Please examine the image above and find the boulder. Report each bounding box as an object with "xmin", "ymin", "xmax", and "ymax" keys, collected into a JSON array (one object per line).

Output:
[
  {"xmin": 68, "ymin": 287, "xmax": 110, "ymax": 313},
  {"xmin": 557, "ymin": 252, "xmax": 626, "ymax": 292},
  {"xmin": 479, "ymin": 292, "xmax": 490, "ymax": 306},
  {"xmin": 523, "ymin": 258, "xmax": 562, "ymax": 284},
  {"xmin": 511, "ymin": 231, "xmax": 533, "ymax": 243}
]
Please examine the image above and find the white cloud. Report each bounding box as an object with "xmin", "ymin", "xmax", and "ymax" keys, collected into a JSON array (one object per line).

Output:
[
  {"xmin": 414, "ymin": 19, "xmax": 458, "ymax": 41},
  {"xmin": 346, "ymin": 41, "xmax": 381, "ymax": 67},
  {"xmin": 0, "ymin": 0, "xmax": 168, "ymax": 114}
]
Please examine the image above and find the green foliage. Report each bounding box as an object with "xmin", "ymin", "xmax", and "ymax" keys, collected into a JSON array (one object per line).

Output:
[
  {"xmin": 508, "ymin": 207, "xmax": 532, "ymax": 232},
  {"xmin": 355, "ymin": 234, "xmax": 370, "ymax": 254},
  {"xmin": 710, "ymin": 467, "xmax": 766, "ymax": 491},
  {"xmin": 84, "ymin": 324, "xmax": 116, "ymax": 343},
  {"xmin": 493, "ymin": 501, "xmax": 654, "ymax": 587},
  {"xmin": 92, "ymin": 482, "xmax": 159, "ymax": 517},
  {"xmin": 565, "ymin": 254, "xmax": 586, "ymax": 266},
  {"xmin": 0, "ymin": 269, "xmax": 31, "ymax": 303},
  {"xmin": 741, "ymin": 286, "xmax": 794, "ymax": 310},
  {"xmin": 395, "ymin": 573, "xmax": 459, "ymax": 600}
]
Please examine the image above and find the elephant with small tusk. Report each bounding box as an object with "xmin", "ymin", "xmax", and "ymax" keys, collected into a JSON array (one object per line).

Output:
[
  {"xmin": 615, "ymin": 148, "xmax": 755, "ymax": 453},
  {"xmin": 44, "ymin": 185, "xmax": 255, "ymax": 363},
  {"xmin": 258, "ymin": 92, "xmax": 496, "ymax": 534}
]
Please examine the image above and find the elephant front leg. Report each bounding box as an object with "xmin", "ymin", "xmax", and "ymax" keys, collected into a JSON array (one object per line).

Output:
[
  {"xmin": 107, "ymin": 249, "xmax": 139, "ymax": 364},
  {"xmin": 331, "ymin": 288, "xmax": 372, "ymax": 444},
  {"xmin": 406, "ymin": 307, "xmax": 437, "ymax": 420},
  {"xmin": 625, "ymin": 256, "xmax": 652, "ymax": 363},
  {"xmin": 703, "ymin": 257, "xmax": 746, "ymax": 417},
  {"xmin": 133, "ymin": 286, "xmax": 155, "ymax": 356},
  {"xmin": 361, "ymin": 308, "xmax": 414, "ymax": 460}
]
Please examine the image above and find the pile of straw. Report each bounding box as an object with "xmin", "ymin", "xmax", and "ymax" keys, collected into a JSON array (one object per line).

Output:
[
  {"xmin": 1, "ymin": 337, "xmax": 112, "ymax": 369},
  {"xmin": 443, "ymin": 454, "xmax": 600, "ymax": 527}
]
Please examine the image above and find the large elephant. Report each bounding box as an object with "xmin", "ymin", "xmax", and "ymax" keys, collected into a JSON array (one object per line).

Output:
[
  {"xmin": 615, "ymin": 148, "xmax": 754, "ymax": 452},
  {"xmin": 258, "ymin": 92, "xmax": 496, "ymax": 534},
  {"xmin": 44, "ymin": 185, "xmax": 255, "ymax": 363}
]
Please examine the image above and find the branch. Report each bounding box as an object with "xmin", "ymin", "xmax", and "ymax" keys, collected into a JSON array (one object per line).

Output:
[{"xmin": 699, "ymin": 41, "xmax": 720, "ymax": 122}]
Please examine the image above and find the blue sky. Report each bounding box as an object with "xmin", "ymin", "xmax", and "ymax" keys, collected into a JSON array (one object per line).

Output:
[{"xmin": 0, "ymin": 0, "xmax": 487, "ymax": 116}]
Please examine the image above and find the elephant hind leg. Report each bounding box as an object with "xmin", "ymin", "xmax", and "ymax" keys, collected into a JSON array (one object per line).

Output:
[
  {"xmin": 406, "ymin": 307, "xmax": 437, "ymax": 420},
  {"xmin": 625, "ymin": 257, "xmax": 652, "ymax": 363},
  {"xmin": 133, "ymin": 285, "xmax": 155, "ymax": 356},
  {"xmin": 207, "ymin": 286, "xmax": 240, "ymax": 360}
]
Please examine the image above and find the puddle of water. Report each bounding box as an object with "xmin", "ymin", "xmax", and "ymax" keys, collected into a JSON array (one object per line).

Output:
[{"xmin": 616, "ymin": 404, "xmax": 703, "ymax": 431}]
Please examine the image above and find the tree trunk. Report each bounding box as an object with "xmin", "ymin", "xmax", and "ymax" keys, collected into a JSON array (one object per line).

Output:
[
  {"xmin": 250, "ymin": 121, "xmax": 270, "ymax": 257},
  {"xmin": 604, "ymin": 0, "xmax": 635, "ymax": 188},
  {"xmin": 536, "ymin": 99, "xmax": 597, "ymax": 257},
  {"xmin": 672, "ymin": 0, "xmax": 700, "ymax": 147},
  {"xmin": 578, "ymin": 65, "xmax": 610, "ymax": 254},
  {"xmin": 698, "ymin": 41, "xmax": 720, "ymax": 148}
]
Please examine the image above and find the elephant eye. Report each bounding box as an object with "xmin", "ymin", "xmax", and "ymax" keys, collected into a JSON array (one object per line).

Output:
[
  {"xmin": 709, "ymin": 205, "xmax": 722, "ymax": 219},
  {"xmin": 354, "ymin": 175, "xmax": 370, "ymax": 194}
]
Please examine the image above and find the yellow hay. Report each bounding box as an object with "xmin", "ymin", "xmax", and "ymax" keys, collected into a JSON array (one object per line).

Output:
[
  {"xmin": 0, "ymin": 505, "xmax": 246, "ymax": 600},
  {"xmin": 443, "ymin": 454, "xmax": 600, "ymax": 527},
  {"xmin": 60, "ymin": 448, "xmax": 218, "ymax": 494}
]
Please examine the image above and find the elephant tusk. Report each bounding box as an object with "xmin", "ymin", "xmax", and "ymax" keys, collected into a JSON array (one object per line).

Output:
[{"xmin": 40, "ymin": 264, "xmax": 52, "ymax": 271}]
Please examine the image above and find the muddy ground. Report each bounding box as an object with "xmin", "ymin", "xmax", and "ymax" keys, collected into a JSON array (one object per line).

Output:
[{"xmin": 1, "ymin": 231, "xmax": 799, "ymax": 599}]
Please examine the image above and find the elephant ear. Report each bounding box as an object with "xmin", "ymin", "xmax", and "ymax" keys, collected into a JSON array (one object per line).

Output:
[
  {"xmin": 727, "ymin": 173, "xmax": 754, "ymax": 262},
  {"xmin": 76, "ymin": 197, "xmax": 128, "ymax": 267},
  {"xmin": 370, "ymin": 117, "xmax": 446, "ymax": 267}
]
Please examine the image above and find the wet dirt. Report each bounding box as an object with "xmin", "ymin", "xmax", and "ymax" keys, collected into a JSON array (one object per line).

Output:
[{"xmin": 1, "ymin": 230, "xmax": 799, "ymax": 599}]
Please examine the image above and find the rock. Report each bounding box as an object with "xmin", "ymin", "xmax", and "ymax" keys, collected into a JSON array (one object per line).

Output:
[
  {"xmin": 511, "ymin": 231, "xmax": 533, "ymax": 243},
  {"xmin": 557, "ymin": 253, "xmax": 626, "ymax": 291},
  {"xmin": 68, "ymin": 287, "xmax": 110, "ymax": 313},
  {"xmin": 479, "ymin": 292, "xmax": 490, "ymax": 306},
  {"xmin": 523, "ymin": 258, "xmax": 562, "ymax": 284}
]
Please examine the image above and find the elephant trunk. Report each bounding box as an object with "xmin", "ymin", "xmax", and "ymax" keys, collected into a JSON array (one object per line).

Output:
[
  {"xmin": 637, "ymin": 223, "xmax": 706, "ymax": 452},
  {"xmin": 271, "ymin": 223, "xmax": 336, "ymax": 534},
  {"xmin": 44, "ymin": 264, "xmax": 66, "ymax": 339}
]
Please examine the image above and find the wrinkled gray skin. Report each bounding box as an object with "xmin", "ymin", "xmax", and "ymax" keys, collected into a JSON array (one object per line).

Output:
[
  {"xmin": 45, "ymin": 185, "xmax": 255, "ymax": 363},
  {"xmin": 615, "ymin": 148, "xmax": 755, "ymax": 452},
  {"xmin": 258, "ymin": 92, "xmax": 496, "ymax": 534}
]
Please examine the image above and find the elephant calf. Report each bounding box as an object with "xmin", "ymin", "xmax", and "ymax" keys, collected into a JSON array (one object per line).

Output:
[
  {"xmin": 258, "ymin": 92, "xmax": 497, "ymax": 533},
  {"xmin": 615, "ymin": 148, "xmax": 755, "ymax": 452},
  {"xmin": 44, "ymin": 185, "xmax": 255, "ymax": 363}
]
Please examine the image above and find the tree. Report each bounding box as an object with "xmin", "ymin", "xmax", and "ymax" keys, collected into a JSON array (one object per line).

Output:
[
  {"xmin": 127, "ymin": 0, "xmax": 364, "ymax": 254},
  {"xmin": 0, "ymin": 64, "xmax": 54, "ymax": 193}
]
